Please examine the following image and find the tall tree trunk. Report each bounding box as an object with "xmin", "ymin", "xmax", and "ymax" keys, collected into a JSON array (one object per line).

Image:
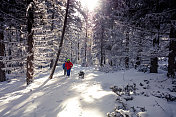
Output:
[
  {"xmin": 0, "ymin": 30, "xmax": 6, "ymax": 82},
  {"xmin": 125, "ymin": 31, "xmax": 129, "ymax": 68},
  {"xmin": 135, "ymin": 32, "xmax": 142, "ymax": 69},
  {"xmin": 167, "ymin": 25, "xmax": 176, "ymax": 77},
  {"xmin": 71, "ymin": 42, "xmax": 72, "ymax": 61},
  {"xmin": 26, "ymin": 0, "xmax": 34, "ymax": 85},
  {"xmin": 85, "ymin": 37, "xmax": 87, "ymax": 64},
  {"xmin": 49, "ymin": 0, "xmax": 70, "ymax": 79},
  {"xmin": 84, "ymin": 19, "xmax": 88, "ymax": 65},
  {"xmin": 135, "ymin": 57, "xmax": 140, "ymax": 69},
  {"xmin": 100, "ymin": 24, "xmax": 104, "ymax": 67},
  {"xmin": 8, "ymin": 27, "xmax": 12, "ymax": 74},
  {"xmin": 100, "ymin": 41, "xmax": 103, "ymax": 66},
  {"xmin": 104, "ymin": 56, "xmax": 106, "ymax": 65},
  {"xmin": 150, "ymin": 30, "xmax": 159, "ymax": 73},
  {"xmin": 150, "ymin": 1, "xmax": 160, "ymax": 73},
  {"xmin": 150, "ymin": 57, "xmax": 158, "ymax": 73},
  {"xmin": 78, "ymin": 41, "xmax": 80, "ymax": 61}
]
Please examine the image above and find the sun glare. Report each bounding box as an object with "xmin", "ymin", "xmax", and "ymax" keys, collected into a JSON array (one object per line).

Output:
[{"xmin": 80, "ymin": 0, "xmax": 99, "ymax": 11}]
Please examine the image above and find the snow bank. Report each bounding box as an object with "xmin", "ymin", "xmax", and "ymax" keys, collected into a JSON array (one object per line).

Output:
[{"xmin": 0, "ymin": 65, "xmax": 176, "ymax": 117}]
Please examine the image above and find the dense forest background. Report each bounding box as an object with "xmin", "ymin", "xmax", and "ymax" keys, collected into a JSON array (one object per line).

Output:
[{"xmin": 0, "ymin": 0, "xmax": 176, "ymax": 85}]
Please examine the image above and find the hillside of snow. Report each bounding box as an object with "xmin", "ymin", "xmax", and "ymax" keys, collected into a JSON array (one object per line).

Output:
[{"xmin": 0, "ymin": 65, "xmax": 176, "ymax": 117}]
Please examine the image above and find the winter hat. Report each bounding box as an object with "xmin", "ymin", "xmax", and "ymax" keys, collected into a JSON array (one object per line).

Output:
[{"xmin": 67, "ymin": 59, "xmax": 70, "ymax": 61}]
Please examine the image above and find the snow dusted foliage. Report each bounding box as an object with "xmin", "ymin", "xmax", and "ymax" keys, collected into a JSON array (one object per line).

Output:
[
  {"xmin": 61, "ymin": 0, "xmax": 92, "ymax": 66},
  {"xmin": 0, "ymin": 0, "xmax": 175, "ymax": 82},
  {"xmin": 0, "ymin": 0, "xmax": 88, "ymax": 83},
  {"xmin": 3, "ymin": 27, "xmax": 27, "ymax": 77},
  {"xmin": 0, "ymin": 0, "xmax": 27, "ymax": 81},
  {"xmin": 92, "ymin": 0, "xmax": 175, "ymax": 74},
  {"xmin": 32, "ymin": 0, "xmax": 64, "ymax": 75},
  {"xmin": 63, "ymin": 0, "xmax": 83, "ymax": 63},
  {"xmin": 32, "ymin": 0, "xmax": 90, "ymax": 79},
  {"xmin": 108, "ymin": 79, "xmax": 176, "ymax": 117},
  {"xmin": 32, "ymin": 0, "xmax": 86, "ymax": 76},
  {"xmin": 92, "ymin": 0, "xmax": 136, "ymax": 69}
]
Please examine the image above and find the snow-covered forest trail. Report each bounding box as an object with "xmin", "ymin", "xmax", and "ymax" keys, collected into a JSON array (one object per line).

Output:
[
  {"xmin": 0, "ymin": 65, "xmax": 176, "ymax": 117},
  {"xmin": 0, "ymin": 65, "xmax": 117, "ymax": 117}
]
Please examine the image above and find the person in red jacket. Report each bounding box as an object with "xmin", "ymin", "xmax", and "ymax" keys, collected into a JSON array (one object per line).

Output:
[{"xmin": 65, "ymin": 59, "xmax": 73, "ymax": 77}]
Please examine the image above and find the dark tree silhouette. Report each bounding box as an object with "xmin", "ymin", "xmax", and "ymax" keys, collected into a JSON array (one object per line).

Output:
[
  {"xmin": 49, "ymin": 0, "xmax": 70, "ymax": 79},
  {"xmin": 0, "ymin": 23, "xmax": 6, "ymax": 82},
  {"xmin": 26, "ymin": 0, "xmax": 34, "ymax": 85}
]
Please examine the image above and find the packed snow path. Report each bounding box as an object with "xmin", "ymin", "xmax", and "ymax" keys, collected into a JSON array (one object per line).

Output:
[
  {"xmin": 0, "ymin": 65, "xmax": 117, "ymax": 117},
  {"xmin": 0, "ymin": 65, "xmax": 176, "ymax": 117}
]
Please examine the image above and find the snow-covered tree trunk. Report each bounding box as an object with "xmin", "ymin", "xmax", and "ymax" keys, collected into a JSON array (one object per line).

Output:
[
  {"xmin": 149, "ymin": 0, "xmax": 161, "ymax": 73},
  {"xmin": 0, "ymin": 29, "xmax": 6, "ymax": 82},
  {"xmin": 78, "ymin": 41, "xmax": 80, "ymax": 61},
  {"xmin": 167, "ymin": 25, "xmax": 176, "ymax": 77},
  {"xmin": 125, "ymin": 30, "xmax": 129, "ymax": 69},
  {"xmin": 100, "ymin": 24, "xmax": 104, "ymax": 67},
  {"xmin": 150, "ymin": 57, "xmax": 158, "ymax": 73},
  {"xmin": 135, "ymin": 32, "xmax": 142, "ymax": 69},
  {"xmin": 26, "ymin": 1, "xmax": 34, "ymax": 85},
  {"xmin": 84, "ymin": 21, "xmax": 88, "ymax": 65},
  {"xmin": 150, "ymin": 25, "xmax": 160, "ymax": 73},
  {"xmin": 7, "ymin": 27, "xmax": 12, "ymax": 74},
  {"xmin": 71, "ymin": 42, "xmax": 73, "ymax": 61},
  {"xmin": 49, "ymin": 0, "xmax": 70, "ymax": 79}
]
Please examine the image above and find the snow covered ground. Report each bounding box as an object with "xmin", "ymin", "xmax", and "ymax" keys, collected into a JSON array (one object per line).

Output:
[{"xmin": 0, "ymin": 65, "xmax": 176, "ymax": 117}]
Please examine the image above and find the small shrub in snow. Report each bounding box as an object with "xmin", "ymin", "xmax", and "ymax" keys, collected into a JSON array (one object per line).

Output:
[
  {"xmin": 168, "ymin": 86, "xmax": 176, "ymax": 92},
  {"xmin": 108, "ymin": 84, "xmax": 146, "ymax": 117},
  {"xmin": 143, "ymin": 80, "xmax": 149, "ymax": 84},
  {"xmin": 139, "ymin": 83, "xmax": 144, "ymax": 86},
  {"xmin": 108, "ymin": 70, "xmax": 176, "ymax": 117},
  {"xmin": 110, "ymin": 83, "xmax": 137, "ymax": 96},
  {"xmin": 143, "ymin": 85, "xmax": 150, "ymax": 89},
  {"xmin": 123, "ymin": 96, "xmax": 134, "ymax": 101},
  {"xmin": 136, "ymin": 106, "xmax": 146, "ymax": 112},
  {"xmin": 137, "ymin": 65, "xmax": 149, "ymax": 73},
  {"xmin": 151, "ymin": 91, "xmax": 176, "ymax": 102}
]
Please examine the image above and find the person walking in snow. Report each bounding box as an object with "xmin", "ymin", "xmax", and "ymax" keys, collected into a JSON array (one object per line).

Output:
[
  {"xmin": 65, "ymin": 59, "xmax": 73, "ymax": 77},
  {"xmin": 62, "ymin": 61, "xmax": 67, "ymax": 76}
]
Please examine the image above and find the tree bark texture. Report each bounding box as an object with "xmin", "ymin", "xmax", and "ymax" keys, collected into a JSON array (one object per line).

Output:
[
  {"xmin": 100, "ymin": 24, "xmax": 104, "ymax": 67},
  {"xmin": 150, "ymin": 57, "xmax": 158, "ymax": 73},
  {"xmin": 78, "ymin": 41, "xmax": 80, "ymax": 61},
  {"xmin": 26, "ymin": 0, "xmax": 34, "ymax": 85},
  {"xmin": 125, "ymin": 31, "xmax": 129, "ymax": 68},
  {"xmin": 85, "ymin": 19, "xmax": 88, "ymax": 64},
  {"xmin": 167, "ymin": 26, "xmax": 176, "ymax": 77},
  {"xmin": 150, "ymin": 0, "xmax": 160, "ymax": 73},
  {"xmin": 0, "ymin": 31, "xmax": 6, "ymax": 82},
  {"xmin": 150, "ymin": 33, "xmax": 159, "ymax": 73},
  {"xmin": 49, "ymin": 0, "xmax": 70, "ymax": 79},
  {"xmin": 135, "ymin": 57, "xmax": 141, "ymax": 69}
]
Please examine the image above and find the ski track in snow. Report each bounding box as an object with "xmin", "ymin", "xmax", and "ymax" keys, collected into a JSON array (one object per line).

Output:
[{"xmin": 0, "ymin": 65, "xmax": 176, "ymax": 117}]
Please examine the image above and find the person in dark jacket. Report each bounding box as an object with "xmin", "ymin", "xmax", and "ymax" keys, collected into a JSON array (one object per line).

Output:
[
  {"xmin": 65, "ymin": 59, "xmax": 73, "ymax": 77},
  {"xmin": 62, "ymin": 61, "xmax": 67, "ymax": 76}
]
